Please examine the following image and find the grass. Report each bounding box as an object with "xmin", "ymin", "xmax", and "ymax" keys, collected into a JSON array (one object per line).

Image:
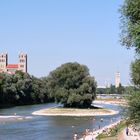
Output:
[{"xmin": 96, "ymin": 121, "xmax": 126, "ymax": 140}]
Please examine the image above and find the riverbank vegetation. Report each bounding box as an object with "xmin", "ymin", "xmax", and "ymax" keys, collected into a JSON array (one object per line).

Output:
[
  {"xmin": 96, "ymin": 121, "xmax": 126, "ymax": 140},
  {"xmin": 0, "ymin": 71, "xmax": 51, "ymax": 107},
  {"xmin": 97, "ymin": 84, "xmax": 125, "ymax": 95},
  {"xmin": 45, "ymin": 62, "xmax": 97, "ymax": 108},
  {"xmin": 120, "ymin": 0, "xmax": 140, "ymax": 126},
  {"xmin": 0, "ymin": 62, "xmax": 97, "ymax": 108}
]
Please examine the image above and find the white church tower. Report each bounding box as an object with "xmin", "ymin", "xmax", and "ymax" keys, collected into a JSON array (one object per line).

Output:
[{"xmin": 18, "ymin": 52, "xmax": 27, "ymax": 73}]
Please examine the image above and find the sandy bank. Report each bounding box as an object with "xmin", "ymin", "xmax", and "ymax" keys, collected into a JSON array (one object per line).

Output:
[
  {"xmin": 0, "ymin": 115, "xmax": 33, "ymax": 121},
  {"xmin": 0, "ymin": 115, "xmax": 21, "ymax": 118},
  {"xmin": 32, "ymin": 107, "xmax": 118, "ymax": 117},
  {"xmin": 94, "ymin": 99, "xmax": 127, "ymax": 106}
]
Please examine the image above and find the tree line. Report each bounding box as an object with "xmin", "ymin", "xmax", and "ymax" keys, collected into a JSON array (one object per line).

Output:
[
  {"xmin": 0, "ymin": 71, "xmax": 51, "ymax": 107},
  {"xmin": 0, "ymin": 62, "xmax": 97, "ymax": 108},
  {"xmin": 97, "ymin": 84, "xmax": 126, "ymax": 95}
]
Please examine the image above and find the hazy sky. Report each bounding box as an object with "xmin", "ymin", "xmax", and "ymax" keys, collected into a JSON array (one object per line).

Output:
[{"xmin": 0, "ymin": 0, "xmax": 134, "ymax": 86}]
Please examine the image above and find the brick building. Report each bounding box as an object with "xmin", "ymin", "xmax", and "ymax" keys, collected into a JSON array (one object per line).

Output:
[{"xmin": 0, "ymin": 52, "xmax": 27, "ymax": 74}]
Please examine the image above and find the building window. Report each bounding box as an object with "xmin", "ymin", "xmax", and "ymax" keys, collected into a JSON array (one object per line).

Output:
[
  {"xmin": 20, "ymin": 65, "xmax": 24, "ymax": 68},
  {"xmin": 20, "ymin": 59, "xmax": 25, "ymax": 63}
]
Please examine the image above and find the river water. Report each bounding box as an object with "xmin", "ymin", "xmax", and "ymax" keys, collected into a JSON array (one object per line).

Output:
[{"xmin": 0, "ymin": 102, "xmax": 123, "ymax": 140}]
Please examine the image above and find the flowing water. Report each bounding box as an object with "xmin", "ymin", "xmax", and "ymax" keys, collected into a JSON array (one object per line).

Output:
[{"xmin": 0, "ymin": 102, "xmax": 123, "ymax": 140}]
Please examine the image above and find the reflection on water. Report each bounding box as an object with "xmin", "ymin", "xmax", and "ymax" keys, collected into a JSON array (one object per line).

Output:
[{"xmin": 0, "ymin": 103, "xmax": 123, "ymax": 140}]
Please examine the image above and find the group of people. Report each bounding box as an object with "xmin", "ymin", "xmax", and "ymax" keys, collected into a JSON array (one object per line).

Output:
[
  {"xmin": 73, "ymin": 133, "xmax": 78, "ymax": 140},
  {"xmin": 82, "ymin": 129, "xmax": 96, "ymax": 140},
  {"xmin": 73, "ymin": 119, "xmax": 120, "ymax": 140},
  {"xmin": 73, "ymin": 128, "xmax": 96, "ymax": 140}
]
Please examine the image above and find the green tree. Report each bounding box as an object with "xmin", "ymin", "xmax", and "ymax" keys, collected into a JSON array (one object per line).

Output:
[
  {"xmin": 47, "ymin": 62, "xmax": 96, "ymax": 108},
  {"xmin": 0, "ymin": 71, "xmax": 50, "ymax": 107},
  {"xmin": 120, "ymin": 0, "xmax": 140, "ymax": 53},
  {"xmin": 126, "ymin": 91, "xmax": 140, "ymax": 125},
  {"xmin": 116, "ymin": 83, "xmax": 125, "ymax": 94},
  {"xmin": 110, "ymin": 84, "xmax": 116, "ymax": 94},
  {"xmin": 120, "ymin": 0, "xmax": 140, "ymax": 125},
  {"xmin": 131, "ymin": 59, "xmax": 140, "ymax": 87},
  {"xmin": 0, "ymin": 73, "xmax": 5, "ymax": 105}
]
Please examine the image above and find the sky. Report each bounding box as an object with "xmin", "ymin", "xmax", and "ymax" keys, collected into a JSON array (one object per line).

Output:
[{"xmin": 0, "ymin": 0, "xmax": 134, "ymax": 86}]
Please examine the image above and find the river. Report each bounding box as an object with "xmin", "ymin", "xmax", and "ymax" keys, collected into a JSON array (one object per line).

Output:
[{"xmin": 0, "ymin": 102, "xmax": 123, "ymax": 140}]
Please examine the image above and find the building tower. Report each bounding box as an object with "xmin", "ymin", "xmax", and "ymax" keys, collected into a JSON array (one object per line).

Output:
[
  {"xmin": 18, "ymin": 52, "xmax": 27, "ymax": 73},
  {"xmin": 115, "ymin": 72, "xmax": 120, "ymax": 88},
  {"xmin": 0, "ymin": 53, "xmax": 8, "ymax": 72}
]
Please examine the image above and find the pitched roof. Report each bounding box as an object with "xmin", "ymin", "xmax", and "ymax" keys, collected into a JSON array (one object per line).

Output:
[{"xmin": 6, "ymin": 64, "xmax": 18, "ymax": 69}]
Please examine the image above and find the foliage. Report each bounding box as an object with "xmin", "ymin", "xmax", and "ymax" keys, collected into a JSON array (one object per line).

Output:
[
  {"xmin": 97, "ymin": 84, "xmax": 125, "ymax": 94},
  {"xmin": 120, "ymin": 0, "xmax": 140, "ymax": 126},
  {"xmin": 120, "ymin": 0, "xmax": 140, "ymax": 53},
  {"xmin": 96, "ymin": 121, "xmax": 126, "ymax": 139},
  {"xmin": 0, "ymin": 62, "xmax": 96, "ymax": 108},
  {"xmin": 0, "ymin": 71, "xmax": 50, "ymax": 107},
  {"xmin": 116, "ymin": 84, "xmax": 125, "ymax": 94},
  {"xmin": 131, "ymin": 59, "xmax": 140, "ymax": 87},
  {"xmin": 126, "ymin": 91, "xmax": 140, "ymax": 125},
  {"xmin": 46, "ymin": 62, "xmax": 97, "ymax": 108},
  {"xmin": 124, "ymin": 86, "xmax": 135, "ymax": 94}
]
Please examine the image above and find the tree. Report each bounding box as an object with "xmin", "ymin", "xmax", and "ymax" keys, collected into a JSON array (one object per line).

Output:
[
  {"xmin": 0, "ymin": 73, "xmax": 5, "ymax": 105},
  {"xmin": 120, "ymin": 0, "xmax": 140, "ymax": 125},
  {"xmin": 120, "ymin": 0, "xmax": 140, "ymax": 53},
  {"xmin": 116, "ymin": 83, "xmax": 125, "ymax": 94},
  {"xmin": 46, "ymin": 62, "xmax": 96, "ymax": 108},
  {"xmin": 126, "ymin": 90, "xmax": 140, "ymax": 125},
  {"xmin": 131, "ymin": 59, "xmax": 140, "ymax": 87},
  {"xmin": 110, "ymin": 84, "xmax": 116, "ymax": 94},
  {"xmin": 0, "ymin": 71, "xmax": 50, "ymax": 107}
]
